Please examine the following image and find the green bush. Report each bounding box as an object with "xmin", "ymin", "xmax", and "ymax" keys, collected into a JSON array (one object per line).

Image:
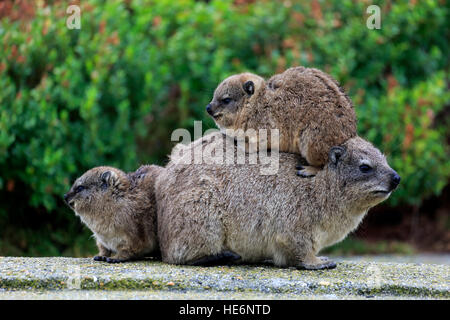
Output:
[{"xmin": 0, "ymin": 0, "xmax": 448, "ymax": 255}]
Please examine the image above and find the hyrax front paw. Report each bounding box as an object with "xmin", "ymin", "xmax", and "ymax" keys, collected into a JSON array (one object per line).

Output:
[
  {"xmin": 296, "ymin": 165, "xmax": 319, "ymax": 178},
  {"xmin": 296, "ymin": 259, "xmax": 337, "ymax": 270},
  {"xmin": 93, "ymin": 256, "xmax": 108, "ymax": 262},
  {"xmin": 105, "ymin": 257, "xmax": 127, "ymax": 264}
]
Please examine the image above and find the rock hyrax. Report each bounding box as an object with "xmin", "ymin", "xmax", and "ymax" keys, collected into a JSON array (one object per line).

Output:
[
  {"xmin": 206, "ymin": 67, "xmax": 357, "ymax": 176},
  {"xmin": 64, "ymin": 165, "xmax": 162, "ymax": 263},
  {"xmin": 156, "ymin": 132, "xmax": 400, "ymax": 269}
]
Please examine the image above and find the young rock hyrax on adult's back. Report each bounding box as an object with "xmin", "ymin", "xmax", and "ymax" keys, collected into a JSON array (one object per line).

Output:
[
  {"xmin": 206, "ymin": 67, "xmax": 357, "ymax": 177},
  {"xmin": 64, "ymin": 165, "xmax": 162, "ymax": 263},
  {"xmin": 155, "ymin": 132, "xmax": 400, "ymax": 269}
]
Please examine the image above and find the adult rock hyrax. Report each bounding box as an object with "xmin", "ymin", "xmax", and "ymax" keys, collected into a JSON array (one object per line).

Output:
[
  {"xmin": 155, "ymin": 132, "xmax": 400, "ymax": 269},
  {"xmin": 206, "ymin": 67, "xmax": 357, "ymax": 177},
  {"xmin": 64, "ymin": 165, "xmax": 162, "ymax": 263}
]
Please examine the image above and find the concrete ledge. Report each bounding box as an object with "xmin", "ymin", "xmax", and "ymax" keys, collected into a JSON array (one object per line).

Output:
[{"xmin": 0, "ymin": 257, "xmax": 448, "ymax": 299}]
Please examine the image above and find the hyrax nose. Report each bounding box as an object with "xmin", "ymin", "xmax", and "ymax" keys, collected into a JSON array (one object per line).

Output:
[
  {"xmin": 390, "ymin": 171, "xmax": 401, "ymax": 189},
  {"xmin": 64, "ymin": 193, "xmax": 70, "ymax": 204},
  {"xmin": 206, "ymin": 104, "xmax": 214, "ymax": 116}
]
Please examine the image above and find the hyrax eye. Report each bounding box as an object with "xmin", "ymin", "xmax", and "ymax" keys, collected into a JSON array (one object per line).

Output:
[
  {"xmin": 359, "ymin": 164, "xmax": 372, "ymax": 173},
  {"xmin": 221, "ymin": 98, "xmax": 232, "ymax": 104},
  {"xmin": 75, "ymin": 186, "xmax": 85, "ymax": 193}
]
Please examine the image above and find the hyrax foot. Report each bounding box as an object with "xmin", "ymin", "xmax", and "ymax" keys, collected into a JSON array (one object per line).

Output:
[
  {"xmin": 96, "ymin": 242, "xmax": 112, "ymax": 258},
  {"xmin": 296, "ymin": 259, "xmax": 337, "ymax": 270},
  {"xmin": 295, "ymin": 158, "xmax": 309, "ymax": 170},
  {"xmin": 105, "ymin": 257, "xmax": 127, "ymax": 264},
  {"xmin": 296, "ymin": 165, "xmax": 320, "ymax": 178},
  {"xmin": 104, "ymin": 252, "xmax": 135, "ymax": 263},
  {"xmin": 93, "ymin": 256, "xmax": 107, "ymax": 262},
  {"xmin": 188, "ymin": 250, "xmax": 241, "ymax": 266}
]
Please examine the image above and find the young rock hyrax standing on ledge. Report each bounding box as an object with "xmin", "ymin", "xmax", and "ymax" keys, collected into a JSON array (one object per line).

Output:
[
  {"xmin": 64, "ymin": 165, "xmax": 162, "ymax": 263},
  {"xmin": 155, "ymin": 132, "xmax": 400, "ymax": 269},
  {"xmin": 206, "ymin": 67, "xmax": 357, "ymax": 177}
]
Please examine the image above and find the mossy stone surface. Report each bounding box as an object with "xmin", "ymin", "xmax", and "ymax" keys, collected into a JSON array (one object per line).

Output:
[{"xmin": 0, "ymin": 257, "xmax": 448, "ymax": 299}]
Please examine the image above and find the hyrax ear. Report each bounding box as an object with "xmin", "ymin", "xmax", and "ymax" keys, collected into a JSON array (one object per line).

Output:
[
  {"xmin": 329, "ymin": 146, "xmax": 346, "ymax": 166},
  {"xmin": 100, "ymin": 170, "xmax": 118, "ymax": 188},
  {"xmin": 243, "ymin": 81, "xmax": 255, "ymax": 95}
]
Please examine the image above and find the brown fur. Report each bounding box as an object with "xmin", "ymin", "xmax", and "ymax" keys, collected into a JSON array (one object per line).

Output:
[
  {"xmin": 155, "ymin": 132, "xmax": 399, "ymax": 269},
  {"xmin": 207, "ymin": 67, "xmax": 357, "ymax": 175},
  {"xmin": 64, "ymin": 165, "xmax": 163, "ymax": 263}
]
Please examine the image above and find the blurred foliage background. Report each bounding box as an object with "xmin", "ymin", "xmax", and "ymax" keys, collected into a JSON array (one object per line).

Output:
[{"xmin": 0, "ymin": 0, "xmax": 448, "ymax": 256}]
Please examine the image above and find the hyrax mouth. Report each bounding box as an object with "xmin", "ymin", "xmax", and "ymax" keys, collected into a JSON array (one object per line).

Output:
[
  {"xmin": 213, "ymin": 113, "xmax": 223, "ymax": 120},
  {"xmin": 64, "ymin": 193, "xmax": 75, "ymax": 209},
  {"xmin": 372, "ymin": 190, "xmax": 390, "ymax": 196}
]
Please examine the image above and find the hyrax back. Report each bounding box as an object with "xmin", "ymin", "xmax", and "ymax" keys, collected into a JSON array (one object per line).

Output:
[
  {"xmin": 206, "ymin": 67, "xmax": 357, "ymax": 176},
  {"xmin": 64, "ymin": 165, "xmax": 162, "ymax": 263},
  {"xmin": 155, "ymin": 133, "xmax": 400, "ymax": 269}
]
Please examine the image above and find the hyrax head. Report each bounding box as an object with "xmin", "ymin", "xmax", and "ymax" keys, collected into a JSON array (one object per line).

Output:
[
  {"xmin": 206, "ymin": 72, "xmax": 265, "ymax": 129},
  {"xmin": 64, "ymin": 166, "xmax": 125, "ymax": 217},
  {"xmin": 327, "ymin": 137, "xmax": 401, "ymax": 209}
]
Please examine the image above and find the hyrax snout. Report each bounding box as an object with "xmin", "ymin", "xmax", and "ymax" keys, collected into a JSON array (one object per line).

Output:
[
  {"xmin": 207, "ymin": 67, "xmax": 357, "ymax": 177},
  {"xmin": 155, "ymin": 133, "xmax": 399, "ymax": 269},
  {"xmin": 65, "ymin": 165, "xmax": 162, "ymax": 263}
]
